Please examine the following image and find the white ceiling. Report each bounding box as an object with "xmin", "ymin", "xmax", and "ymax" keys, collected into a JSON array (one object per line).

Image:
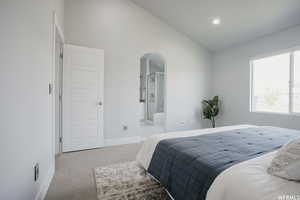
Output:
[{"xmin": 131, "ymin": 0, "xmax": 300, "ymax": 52}]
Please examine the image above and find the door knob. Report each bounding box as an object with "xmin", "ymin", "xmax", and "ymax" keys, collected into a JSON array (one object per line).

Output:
[{"xmin": 98, "ymin": 101, "xmax": 102, "ymax": 106}]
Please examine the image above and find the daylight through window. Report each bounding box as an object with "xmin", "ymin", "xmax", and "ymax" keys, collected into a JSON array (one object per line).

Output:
[{"xmin": 250, "ymin": 50, "xmax": 300, "ymax": 114}]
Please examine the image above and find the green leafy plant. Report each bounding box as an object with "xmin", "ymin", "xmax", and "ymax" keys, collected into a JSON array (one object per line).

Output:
[{"xmin": 202, "ymin": 96, "xmax": 219, "ymax": 128}]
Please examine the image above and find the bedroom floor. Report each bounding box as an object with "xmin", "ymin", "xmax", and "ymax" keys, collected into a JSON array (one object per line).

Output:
[{"xmin": 45, "ymin": 143, "xmax": 142, "ymax": 200}]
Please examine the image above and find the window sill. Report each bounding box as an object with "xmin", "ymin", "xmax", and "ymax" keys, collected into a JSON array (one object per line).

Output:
[{"xmin": 250, "ymin": 111, "xmax": 300, "ymax": 117}]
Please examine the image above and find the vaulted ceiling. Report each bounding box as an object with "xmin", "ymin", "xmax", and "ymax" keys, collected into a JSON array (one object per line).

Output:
[{"xmin": 132, "ymin": 0, "xmax": 300, "ymax": 52}]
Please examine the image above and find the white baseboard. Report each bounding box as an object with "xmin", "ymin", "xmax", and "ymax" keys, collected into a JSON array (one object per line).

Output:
[
  {"xmin": 34, "ymin": 161, "xmax": 55, "ymax": 200},
  {"xmin": 104, "ymin": 136, "xmax": 143, "ymax": 147}
]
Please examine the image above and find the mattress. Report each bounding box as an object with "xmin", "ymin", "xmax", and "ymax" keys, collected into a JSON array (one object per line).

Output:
[{"xmin": 136, "ymin": 125, "xmax": 300, "ymax": 200}]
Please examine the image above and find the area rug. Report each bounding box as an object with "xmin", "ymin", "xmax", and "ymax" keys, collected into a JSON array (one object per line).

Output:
[{"xmin": 94, "ymin": 161, "xmax": 171, "ymax": 200}]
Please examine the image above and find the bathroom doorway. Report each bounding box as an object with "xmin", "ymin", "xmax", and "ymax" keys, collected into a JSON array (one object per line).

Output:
[{"xmin": 140, "ymin": 53, "xmax": 166, "ymax": 132}]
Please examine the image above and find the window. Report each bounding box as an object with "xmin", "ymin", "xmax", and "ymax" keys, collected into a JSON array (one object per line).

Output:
[
  {"xmin": 250, "ymin": 49, "xmax": 300, "ymax": 114},
  {"xmin": 294, "ymin": 51, "xmax": 300, "ymax": 113}
]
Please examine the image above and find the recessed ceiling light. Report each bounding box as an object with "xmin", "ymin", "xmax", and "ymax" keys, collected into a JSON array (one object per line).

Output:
[{"xmin": 212, "ymin": 18, "xmax": 221, "ymax": 25}]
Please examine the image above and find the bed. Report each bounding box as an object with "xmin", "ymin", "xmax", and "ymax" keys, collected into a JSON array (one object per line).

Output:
[{"xmin": 136, "ymin": 125, "xmax": 300, "ymax": 200}]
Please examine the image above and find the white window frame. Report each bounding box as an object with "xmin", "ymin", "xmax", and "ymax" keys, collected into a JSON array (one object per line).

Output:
[{"xmin": 249, "ymin": 46, "xmax": 300, "ymax": 115}]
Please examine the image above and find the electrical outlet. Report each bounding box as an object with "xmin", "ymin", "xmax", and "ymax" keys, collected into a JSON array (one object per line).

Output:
[
  {"xmin": 48, "ymin": 83, "xmax": 53, "ymax": 95},
  {"xmin": 34, "ymin": 163, "xmax": 39, "ymax": 182},
  {"xmin": 123, "ymin": 125, "xmax": 128, "ymax": 131}
]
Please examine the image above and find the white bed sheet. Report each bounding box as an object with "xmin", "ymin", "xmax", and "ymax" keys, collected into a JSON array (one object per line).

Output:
[
  {"xmin": 206, "ymin": 151, "xmax": 300, "ymax": 200},
  {"xmin": 136, "ymin": 125, "xmax": 300, "ymax": 200}
]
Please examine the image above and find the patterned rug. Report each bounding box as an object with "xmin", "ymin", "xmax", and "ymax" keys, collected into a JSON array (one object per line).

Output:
[{"xmin": 94, "ymin": 161, "xmax": 171, "ymax": 200}]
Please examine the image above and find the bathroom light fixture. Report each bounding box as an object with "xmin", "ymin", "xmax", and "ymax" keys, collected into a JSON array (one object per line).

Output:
[{"xmin": 212, "ymin": 18, "xmax": 221, "ymax": 25}]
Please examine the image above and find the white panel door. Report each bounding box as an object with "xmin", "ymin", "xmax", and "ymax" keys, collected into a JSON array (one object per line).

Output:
[{"xmin": 63, "ymin": 44, "xmax": 104, "ymax": 152}]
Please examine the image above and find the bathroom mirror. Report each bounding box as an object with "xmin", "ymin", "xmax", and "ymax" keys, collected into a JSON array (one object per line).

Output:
[{"xmin": 140, "ymin": 53, "xmax": 165, "ymax": 127}]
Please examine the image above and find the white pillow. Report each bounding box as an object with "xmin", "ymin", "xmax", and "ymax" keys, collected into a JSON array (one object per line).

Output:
[{"xmin": 267, "ymin": 138, "xmax": 300, "ymax": 181}]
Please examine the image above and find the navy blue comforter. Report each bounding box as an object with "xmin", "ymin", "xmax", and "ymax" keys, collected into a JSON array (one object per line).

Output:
[{"xmin": 148, "ymin": 127, "xmax": 300, "ymax": 200}]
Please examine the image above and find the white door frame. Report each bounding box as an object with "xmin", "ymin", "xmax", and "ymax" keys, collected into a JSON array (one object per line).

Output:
[{"xmin": 51, "ymin": 11, "xmax": 64, "ymax": 159}]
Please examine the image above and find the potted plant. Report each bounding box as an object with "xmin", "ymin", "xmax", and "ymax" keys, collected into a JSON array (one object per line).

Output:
[{"xmin": 202, "ymin": 96, "xmax": 219, "ymax": 128}]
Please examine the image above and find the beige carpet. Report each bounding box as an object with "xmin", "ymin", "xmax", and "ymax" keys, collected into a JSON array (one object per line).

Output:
[
  {"xmin": 45, "ymin": 143, "xmax": 142, "ymax": 200},
  {"xmin": 94, "ymin": 161, "xmax": 170, "ymax": 200}
]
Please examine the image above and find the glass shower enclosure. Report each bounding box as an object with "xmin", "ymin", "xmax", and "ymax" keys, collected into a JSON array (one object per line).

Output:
[{"xmin": 146, "ymin": 72, "xmax": 164, "ymax": 121}]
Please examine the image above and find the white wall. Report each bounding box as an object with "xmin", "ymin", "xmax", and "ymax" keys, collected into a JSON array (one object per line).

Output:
[
  {"xmin": 0, "ymin": 0, "xmax": 64, "ymax": 199},
  {"xmin": 212, "ymin": 25, "xmax": 300, "ymax": 129},
  {"xmin": 65, "ymin": 0, "xmax": 212, "ymax": 140}
]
